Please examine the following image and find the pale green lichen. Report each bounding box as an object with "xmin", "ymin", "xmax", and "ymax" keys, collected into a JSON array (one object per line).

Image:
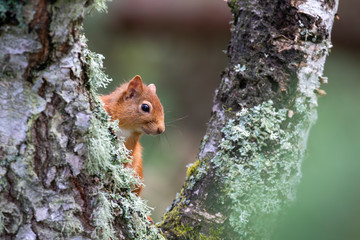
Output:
[
  {"xmin": 91, "ymin": 191, "xmax": 115, "ymax": 239},
  {"xmin": 84, "ymin": 49, "xmax": 112, "ymax": 92},
  {"xmin": 61, "ymin": 213, "xmax": 84, "ymax": 237},
  {"xmin": 93, "ymin": 0, "xmax": 112, "ymax": 13},
  {"xmin": 212, "ymin": 99, "xmax": 313, "ymax": 239},
  {"xmin": 234, "ymin": 63, "xmax": 246, "ymax": 73}
]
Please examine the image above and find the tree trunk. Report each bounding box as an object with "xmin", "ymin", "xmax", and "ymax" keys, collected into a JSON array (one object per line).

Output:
[
  {"xmin": 159, "ymin": 0, "xmax": 338, "ymax": 239},
  {"xmin": 0, "ymin": 0, "xmax": 338, "ymax": 239},
  {"xmin": 0, "ymin": 0, "xmax": 161, "ymax": 239}
]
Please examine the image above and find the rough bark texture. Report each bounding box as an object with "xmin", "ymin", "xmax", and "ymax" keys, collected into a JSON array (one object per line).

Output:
[
  {"xmin": 0, "ymin": 1, "xmax": 161, "ymax": 239},
  {"xmin": 0, "ymin": 1, "xmax": 91, "ymax": 238},
  {"xmin": 159, "ymin": 0, "xmax": 338, "ymax": 239}
]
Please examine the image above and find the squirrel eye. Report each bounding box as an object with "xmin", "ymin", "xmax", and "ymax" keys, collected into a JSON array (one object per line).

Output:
[{"xmin": 141, "ymin": 104, "xmax": 150, "ymax": 113}]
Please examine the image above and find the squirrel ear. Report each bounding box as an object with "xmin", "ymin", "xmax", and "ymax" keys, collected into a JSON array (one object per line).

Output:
[
  {"xmin": 148, "ymin": 84, "xmax": 156, "ymax": 93},
  {"xmin": 126, "ymin": 75, "xmax": 144, "ymax": 99}
]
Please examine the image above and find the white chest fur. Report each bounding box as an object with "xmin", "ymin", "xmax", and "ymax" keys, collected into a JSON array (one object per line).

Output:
[{"xmin": 115, "ymin": 128, "xmax": 133, "ymax": 140}]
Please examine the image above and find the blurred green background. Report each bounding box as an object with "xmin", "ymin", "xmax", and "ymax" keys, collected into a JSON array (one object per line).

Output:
[{"xmin": 84, "ymin": 0, "xmax": 360, "ymax": 238}]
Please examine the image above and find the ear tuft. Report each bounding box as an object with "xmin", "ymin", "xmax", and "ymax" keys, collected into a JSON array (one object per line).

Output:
[
  {"xmin": 126, "ymin": 75, "xmax": 144, "ymax": 99},
  {"xmin": 148, "ymin": 84, "xmax": 156, "ymax": 94}
]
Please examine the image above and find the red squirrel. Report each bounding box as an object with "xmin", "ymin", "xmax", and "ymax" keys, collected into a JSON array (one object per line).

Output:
[{"xmin": 100, "ymin": 75, "xmax": 165, "ymax": 196}]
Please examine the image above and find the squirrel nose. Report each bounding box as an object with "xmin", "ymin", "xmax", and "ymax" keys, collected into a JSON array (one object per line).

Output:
[{"xmin": 157, "ymin": 126, "xmax": 165, "ymax": 134}]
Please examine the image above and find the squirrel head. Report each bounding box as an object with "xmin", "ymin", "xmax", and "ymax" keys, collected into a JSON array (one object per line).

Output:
[{"xmin": 104, "ymin": 75, "xmax": 165, "ymax": 136}]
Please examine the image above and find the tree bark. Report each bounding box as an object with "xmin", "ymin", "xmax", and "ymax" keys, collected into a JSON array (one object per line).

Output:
[
  {"xmin": 0, "ymin": 0, "xmax": 161, "ymax": 239},
  {"xmin": 159, "ymin": 0, "xmax": 338, "ymax": 239},
  {"xmin": 0, "ymin": 0, "xmax": 338, "ymax": 239}
]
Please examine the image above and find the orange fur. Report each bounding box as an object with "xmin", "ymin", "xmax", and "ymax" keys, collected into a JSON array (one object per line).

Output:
[{"xmin": 100, "ymin": 75, "xmax": 165, "ymax": 196}]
